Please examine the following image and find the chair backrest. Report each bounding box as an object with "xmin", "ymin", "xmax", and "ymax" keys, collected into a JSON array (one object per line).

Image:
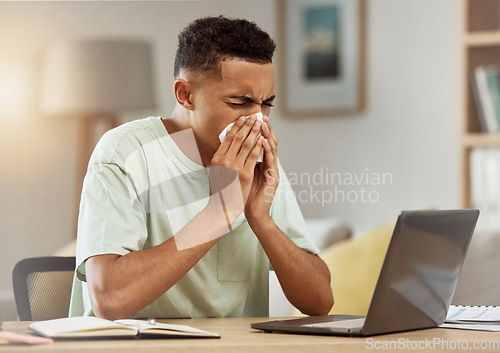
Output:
[{"xmin": 12, "ymin": 256, "xmax": 76, "ymax": 321}]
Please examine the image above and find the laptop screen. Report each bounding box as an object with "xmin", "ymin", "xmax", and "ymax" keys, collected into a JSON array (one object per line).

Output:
[{"xmin": 362, "ymin": 210, "xmax": 479, "ymax": 336}]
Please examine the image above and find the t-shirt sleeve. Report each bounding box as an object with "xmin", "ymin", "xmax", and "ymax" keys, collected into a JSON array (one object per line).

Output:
[
  {"xmin": 75, "ymin": 162, "xmax": 147, "ymax": 282},
  {"xmin": 270, "ymin": 161, "xmax": 320, "ymax": 255}
]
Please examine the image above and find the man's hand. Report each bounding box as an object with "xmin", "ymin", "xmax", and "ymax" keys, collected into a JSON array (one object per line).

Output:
[
  {"xmin": 209, "ymin": 114, "xmax": 264, "ymax": 224},
  {"xmin": 245, "ymin": 115, "xmax": 279, "ymax": 224}
]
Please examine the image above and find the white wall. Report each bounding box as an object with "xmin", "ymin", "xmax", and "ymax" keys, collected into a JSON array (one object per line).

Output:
[
  {"xmin": 274, "ymin": 0, "xmax": 461, "ymax": 232},
  {"xmin": 0, "ymin": 0, "xmax": 461, "ymax": 318}
]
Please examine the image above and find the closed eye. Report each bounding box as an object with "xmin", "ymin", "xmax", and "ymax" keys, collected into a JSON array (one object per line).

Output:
[
  {"xmin": 227, "ymin": 95, "xmax": 275, "ymax": 108},
  {"xmin": 231, "ymin": 102, "xmax": 274, "ymax": 108}
]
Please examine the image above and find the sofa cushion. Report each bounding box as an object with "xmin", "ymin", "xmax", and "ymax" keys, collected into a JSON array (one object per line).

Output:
[{"xmin": 319, "ymin": 222, "xmax": 394, "ymax": 316}]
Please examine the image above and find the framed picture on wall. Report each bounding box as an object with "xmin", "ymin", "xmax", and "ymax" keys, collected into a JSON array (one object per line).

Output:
[{"xmin": 279, "ymin": 0, "xmax": 366, "ymax": 115}]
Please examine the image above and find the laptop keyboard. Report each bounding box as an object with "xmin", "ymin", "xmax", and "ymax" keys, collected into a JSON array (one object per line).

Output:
[{"xmin": 302, "ymin": 318, "xmax": 366, "ymax": 329}]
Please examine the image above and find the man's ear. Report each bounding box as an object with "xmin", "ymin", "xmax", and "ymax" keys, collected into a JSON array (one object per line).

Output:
[{"xmin": 173, "ymin": 79, "xmax": 194, "ymax": 110}]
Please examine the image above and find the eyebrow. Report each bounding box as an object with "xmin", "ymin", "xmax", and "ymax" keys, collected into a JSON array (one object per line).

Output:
[{"xmin": 229, "ymin": 95, "xmax": 276, "ymax": 103}]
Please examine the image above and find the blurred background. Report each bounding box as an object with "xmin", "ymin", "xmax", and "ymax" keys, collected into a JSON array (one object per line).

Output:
[{"xmin": 0, "ymin": 0, "xmax": 466, "ymax": 319}]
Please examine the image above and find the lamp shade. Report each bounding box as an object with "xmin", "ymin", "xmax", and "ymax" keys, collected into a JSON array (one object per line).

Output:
[{"xmin": 41, "ymin": 39, "xmax": 155, "ymax": 115}]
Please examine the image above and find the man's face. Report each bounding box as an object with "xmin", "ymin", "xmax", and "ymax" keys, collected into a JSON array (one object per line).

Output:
[{"xmin": 189, "ymin": 59, "xmax": 276, "ymax": 158}]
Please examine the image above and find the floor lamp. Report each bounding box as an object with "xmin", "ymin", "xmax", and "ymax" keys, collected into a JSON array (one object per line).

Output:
[{"xmin": 40, "ymin": 39, "xmax": 156, "ymax": 237}]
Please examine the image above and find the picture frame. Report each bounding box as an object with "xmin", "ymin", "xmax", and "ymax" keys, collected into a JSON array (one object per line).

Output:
[{"xmin": 278, "ymin": 0, "xmax": 366, "ymax": 116}]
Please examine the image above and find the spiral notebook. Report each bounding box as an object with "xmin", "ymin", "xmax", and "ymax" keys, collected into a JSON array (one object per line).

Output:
[{"xmin": 440, "ymin": 305, "xmax": 500, "ymax": 331}]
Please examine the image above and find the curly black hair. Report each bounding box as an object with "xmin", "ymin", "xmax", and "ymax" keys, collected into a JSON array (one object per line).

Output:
[{"xmin": 174, "ymin": 16, "xmax": 276, "ymax": 80}]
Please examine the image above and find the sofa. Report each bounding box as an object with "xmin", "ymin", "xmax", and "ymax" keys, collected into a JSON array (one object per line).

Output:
[
  {"xmin": 269, "ymin": 218, "xmax": 351, "ymax": 317},
  {"xmin": 315, "ymin": 223, "xmax": 500, "ymax": 317},
  {"xmin": 452, "ymin": 232, "xmax": 500, "ymax": 306}
]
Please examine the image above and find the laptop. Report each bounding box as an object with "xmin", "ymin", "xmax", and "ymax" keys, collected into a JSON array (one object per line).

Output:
[{"xmin": 251, "ymin": 209, "xmax": 480, "ymax": 337}]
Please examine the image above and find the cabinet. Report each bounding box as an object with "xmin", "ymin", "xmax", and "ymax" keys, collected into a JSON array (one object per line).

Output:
[{"xmin": 462, "ymin": 0, "xmax": 500, "ymax": 209}]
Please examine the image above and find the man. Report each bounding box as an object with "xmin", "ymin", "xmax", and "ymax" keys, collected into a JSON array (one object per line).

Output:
[{"xmin": 69, "ymin": 16, "xmax": 333, "ymax": 320}]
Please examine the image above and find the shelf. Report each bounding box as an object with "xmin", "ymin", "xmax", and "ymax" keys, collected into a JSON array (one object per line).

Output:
[
  {"xmin": 465, "ymin": 31, "xmax": 500, "ymax": 46},
  {"xmin": 463, "ymin": 0, "xmax": 500, "ymax": 213},
  {"xmin": 463, "ymin": 133, "xmax": 500, "ymax": 147},
  {"xmin": 467, "ymin": 0, "xmax": 500, "ymax": 33}
]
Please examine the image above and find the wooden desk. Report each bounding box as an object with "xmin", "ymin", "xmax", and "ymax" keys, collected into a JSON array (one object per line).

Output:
[{"xmin": 1, "ymin": 318, "xmax": 500, "ymax": 353}]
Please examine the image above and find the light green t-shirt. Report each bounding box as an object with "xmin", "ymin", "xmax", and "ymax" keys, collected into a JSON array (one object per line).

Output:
[{"xmin": 69, "ymin": 116, "xmax": 319, "ymax": 319}]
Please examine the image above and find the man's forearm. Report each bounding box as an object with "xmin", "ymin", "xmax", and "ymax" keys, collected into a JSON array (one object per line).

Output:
[
  {"xmin": 249, "ymin": 217, "xmax": 334, "ymax": 316},
  {"xmin": 85, "ymin": 196, "xmax": 230, "ymax": 320}
]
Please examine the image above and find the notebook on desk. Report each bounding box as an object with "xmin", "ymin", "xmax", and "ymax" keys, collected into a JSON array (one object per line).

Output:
[{"xmin": 251, "ymin": 209, "xmax": 480, "ymax": 337}]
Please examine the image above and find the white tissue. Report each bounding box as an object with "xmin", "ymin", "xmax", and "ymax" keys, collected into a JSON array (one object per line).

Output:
[{"xmin": 218, "ymin": 112, "xmax": 264, "ymax": 163}]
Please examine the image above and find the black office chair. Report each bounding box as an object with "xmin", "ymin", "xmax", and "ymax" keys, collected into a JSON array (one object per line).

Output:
[{"xmin": 12, "ymin": 256, "xmax": 76, "ymax": 321}]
